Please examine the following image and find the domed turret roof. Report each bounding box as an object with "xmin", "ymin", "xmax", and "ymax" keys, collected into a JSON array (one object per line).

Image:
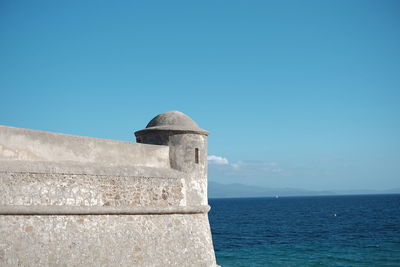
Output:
[{"xmin": 135, "ymin": 111, "xmax": 208, "ymax": 135}]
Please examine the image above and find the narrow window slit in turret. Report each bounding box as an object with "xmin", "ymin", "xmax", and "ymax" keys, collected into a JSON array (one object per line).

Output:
[{"xmin": 195, "ymin": 148, "xmax": 199, "ymax": 164}]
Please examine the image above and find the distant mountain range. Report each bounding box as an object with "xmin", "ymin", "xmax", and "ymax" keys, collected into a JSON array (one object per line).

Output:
[{"xmin": 208, "ymin": 181, "xmax": 400, "ymax": 198}]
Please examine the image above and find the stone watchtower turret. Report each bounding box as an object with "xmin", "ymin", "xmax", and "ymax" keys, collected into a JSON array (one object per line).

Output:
[{"xmin": 135, "ymin": 111, "xmax": 209, "ymax": 206}]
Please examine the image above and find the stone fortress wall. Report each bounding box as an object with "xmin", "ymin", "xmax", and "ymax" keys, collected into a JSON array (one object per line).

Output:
[{"xmin": 0, "ymin": 111, "xmax": 218, "ymax": 266}]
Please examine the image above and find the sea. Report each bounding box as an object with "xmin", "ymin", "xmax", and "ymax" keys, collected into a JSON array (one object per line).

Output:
[{"xmin": 208, "ymin": 194, "xmax": 400, "ymax": 267}]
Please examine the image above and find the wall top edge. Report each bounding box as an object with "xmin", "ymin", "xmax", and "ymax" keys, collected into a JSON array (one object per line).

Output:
[{"xmin": 0, "ymin": 125, "xmax": 135, "ymax": 144}]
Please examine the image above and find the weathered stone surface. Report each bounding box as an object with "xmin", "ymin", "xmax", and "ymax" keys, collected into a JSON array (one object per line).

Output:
[
  {"xmin": 0, "ymin": 214, "xmax": 216, "ymax": 267},
  {"xmin": 0, "ymin": 172, "xmax": 185, "ymax": 207}
]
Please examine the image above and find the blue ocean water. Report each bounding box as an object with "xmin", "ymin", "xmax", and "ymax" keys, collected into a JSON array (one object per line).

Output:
[{"xmin": 209, "ymin": 194, "xmax": 400, "ymax": 267}]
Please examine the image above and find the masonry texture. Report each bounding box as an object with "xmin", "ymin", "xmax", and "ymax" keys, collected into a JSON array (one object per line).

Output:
[{"xmin": 0, "ymin": 111, "xmax": 218, "ymax": 267}]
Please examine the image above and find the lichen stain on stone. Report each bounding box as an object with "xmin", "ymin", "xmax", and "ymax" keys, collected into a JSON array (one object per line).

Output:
[
  {"xmin": 162, "ymin": 189, "xmax": 169, "ymax": 200},
  {"xmin": 133, "ymin": 246, "xmax": 142, "ymax": 252},
  {"xmin": 24, "ymin": 226, "xmax": 33, "ymax": 232}
]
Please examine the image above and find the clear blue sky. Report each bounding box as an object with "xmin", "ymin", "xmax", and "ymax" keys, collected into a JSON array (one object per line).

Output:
[{"xmin": 1, "ymin": 0, "xmax": 399, "ymax": 191}]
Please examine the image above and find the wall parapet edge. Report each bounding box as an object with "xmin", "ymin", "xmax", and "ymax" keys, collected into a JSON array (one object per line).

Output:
[
  {"xmin": 0, "ymin": 204, "xmax": 211, "ymax": 215},
  {"xmin": 0, "ymin": 125, "xmax": 170, "ymax": 168},
  {"xmin": 0, "ymin": 160, "xmax": 185, "ymax": 178}
]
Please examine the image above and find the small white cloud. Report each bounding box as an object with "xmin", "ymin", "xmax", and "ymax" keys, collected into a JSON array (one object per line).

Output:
[
  {"xmin": 208, "ymin": 155, "xmax": 229, "ymax": 165},
  {"xmin": 230, "ymin": 161, "xmax": 244, "ymax": 169}
]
